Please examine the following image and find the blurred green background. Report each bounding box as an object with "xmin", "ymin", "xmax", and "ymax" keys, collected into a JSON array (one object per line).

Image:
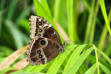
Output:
[{"xmin": 0, "ymin": 0, "xmax": 111, "ymax": 74}]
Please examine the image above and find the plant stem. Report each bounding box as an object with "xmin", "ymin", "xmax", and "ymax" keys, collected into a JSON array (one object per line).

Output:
[{"xmin": 93, "ymin": 45, "xmax": 100, "ymax": 74}]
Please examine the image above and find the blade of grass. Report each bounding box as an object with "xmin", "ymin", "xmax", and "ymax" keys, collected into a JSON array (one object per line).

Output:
[
  {"xmin": 53, "ymin": 0, "xmax": 69, "ymax": 43},
  {"xmin": 87, "ymin": 54, "xmax": 111, "ymax": 72},
  {"xmin": 63, "ymin": 44, "xmax": 87, "ymax": 72},
  {"xmin": 97, "ymin": 49, "xmax": 111, "ymax": 64},
  {"xmin": 99, "ymin": 62, "xmax": 111, "ymax": 74},
  {"xmin": 79, "ymin": 64, "xmax": 88, "ymax": 73},
  {"xmin": 53, "ymin": 0, "xmax": 68, "ymax": 32},
  {"xmin": 104, "ymin": 41, "xmax": 111, "ymax": 56},
  {"xmin": 54, "ymin": 20, "xmax": 70, "ymax": 44},
  {"xmin": 18, "ymin": 19, "xmax": 30, "ymax": 35},
  {"xmin": 54, "ymin": 0, "xmax": 61, "ymax": 20},
  {"xmin": 99, "ymin": 0, "xmax": 111, "ymax": 35},
  {"xmin": 5, "ymin": 20, "xmax": 23, "ymax": 48},
  {"xmin": 7, "ymin": 0, "xmax": 19, "ymax": 20},
  {"xmin": 98, "ymin": 10, "xmax": 111, "ymax": 51},
  {"xmin": 46, "ymin": 44, "xmax": 77, "ymax": 74},
  {"xmin": 0, "ymin": 0, "xmax": 5, "ymax": 35},
  {"xmin": 82, "ymin": 0, "xmax": 90, "ymax": 11},
  {"xmin": 12, "ymin": 71, "xmax": 45, "ymax": 74},
  {"xmin": 0, "ymin": 0, "xmax": 5, "ymax": 10},
  {"xmin": 84, "ymin": 0, "xmax": 95, "ymax": 43},
  {"xmin": 73, "ymin": 0, "xmax": 79, "ymax": 41},
  {"xmin": 0, "ymin": 67, "xmax": 15, "ymax": 74},
  {"xmin": 15, "ymin": 6, "xmax": 32, "ymax": 24},
  {"xmin": 0, "ymin": 46, "xmax": 13, "ymax": 57},
  {"xmin": 0, "ymin": 46, "xmax": 27, "ymax": 70},
  {"xmin": 93, "ymin": 45, "xmax": 100, "ymax": 74},
  {"xmin": 24, "ymin": 64, "xmax": 47, "ymax": 72},
  {"xmin": 40, "ymin": 0, "xmax": 52, "ymax": 18},
  {"xmin": 67, "ymin": 0, "xmax": 78, "ymax": 42},
  {"xmin": 13, "ymin": 58, "xmax": 29, "ymax": 70},
  {"xmin": 87, "ymin": 54, "xmax": 111, "ymax": 74},
  {"xmin": 85, "ymin": 64, "xmax": 96, "ymax": 74},
  {"xmin": 64, "ymin": 47, "xmax": 93, "ymax": 74},
  {"xmin": 89, "ymin": 0, "xmax": 99, "ymax": 44}
]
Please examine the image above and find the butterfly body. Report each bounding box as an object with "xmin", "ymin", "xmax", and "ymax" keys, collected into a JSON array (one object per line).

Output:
[{"xmin": 27, "ymin": 16, "xmax": 64, "ymax": 65}]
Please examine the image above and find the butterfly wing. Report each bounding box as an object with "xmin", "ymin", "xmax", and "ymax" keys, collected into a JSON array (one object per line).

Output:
[{"xmin": 27, "ymin": 16, "xmax": 64, "ymax": 65}]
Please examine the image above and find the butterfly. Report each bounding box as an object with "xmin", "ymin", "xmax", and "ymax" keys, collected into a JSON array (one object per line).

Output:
[{"xmin": 26, "ymin": 16, "xmax": 64, "ymax": 65}]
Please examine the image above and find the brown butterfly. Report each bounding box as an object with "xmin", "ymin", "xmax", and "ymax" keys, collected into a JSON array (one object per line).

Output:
[{"xmin": 27, "ymin": 16, "xmax": 64, "ymax": 65}]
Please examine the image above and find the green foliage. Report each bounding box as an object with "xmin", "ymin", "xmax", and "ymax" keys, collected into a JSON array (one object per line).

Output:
[
  {"xmin": 99, "ymin": 0, "xmax": 111, "ymax": 35},
  {"xmin": 0, "ymin": 0, "xmax": 111, "ymax": 74}
]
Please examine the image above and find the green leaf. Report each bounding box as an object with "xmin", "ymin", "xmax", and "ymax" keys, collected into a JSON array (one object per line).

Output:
[
  {"xmin": 63, "ymin": 44, "xmax": 87, "ymax": 72},
  {"xmin": 11, "ymin": 71, "xmax": 45, "ymax": 74},
  {"xmin": 89, "ymin": 0, "xmax": 99, "ymax": 44},
  {"xmin": 0, "ymin": 46, "xmax": 13, "ymax": 57},
  {"xmin": 98, "ymin": 10, "xmax": 111, "ymax": 51},
  {"xmin": 94, "ymin": 45, "xmax": 100, "ymax": 74},
  {"xmin": 0, "ymin": 0, "xmax": 5, "ymax": 35},
  {"xmin": 67, "ymin": 0, "xmax": 78, "ymax": 41},
  {"xmin": 53, "ymin": 0, "xmax": 68, "ymax": 31},
  {"xmin": 0, "ymin": 0, "xmax": 5, "ymax": 10},
  {"xmin": 5, "ymin": 20, "xmax": 23, "ymax": 49},
  {"xmin": 64, "ymin": 47, "xmax": 93, "ymax": 74},
  {"xmin": 97, "ymin": 49, "xmax": 111, "ymax": 64},
  {"xmin": 40, "ymin": 0, "xmax": 52, "ymax": 17},
  {"xmin": 15, "ymin": 6, "xmax": 32, "ymax": 24},
  {"xmin": 84, "ymin": 0, "xmax": 95, "ymax": 43},
  {"xmin": 54, "ymin": 0, "xmax": 61, "ymax": 20},
  {"xmin": 24, "ymin": 64, "xmax": 47, "ymax": 72},
  {"xmin": 7, "ymin": 0, "xmax": 19, "ymax": 19},
  {"xmin": 82, "ymin": 0, "xmax": 90, "ymax": 11},
  {"xmin": 99, "ymin": 62, "xmax": 111, "ymax": 74},
  {"xmin": 99, "ymin": 0, "xmax": 111, "ymax": 35},
  {"xmin": 85, "ymin": 64, "xmax": 96, "ymax": 74},
  {"xmin": 0, "ymin": 67, "xmax": 14, "ymax": 74},
  {"xmin": 18, "ymin": 19, "xmax": 30, "ymax": 34}
]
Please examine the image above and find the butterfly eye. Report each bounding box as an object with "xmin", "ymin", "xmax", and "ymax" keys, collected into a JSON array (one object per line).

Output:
[{"xmin": 40, "ymin": 40, "xmax": 46, "ymax": 45}]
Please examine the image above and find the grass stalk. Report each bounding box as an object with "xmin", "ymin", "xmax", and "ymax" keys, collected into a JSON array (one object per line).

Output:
[
  {"xmin": 0, "ymin": 46, "xmax": 27, "ymax": 71},
  {"xmin": 84, "ymin": 0, "xmax": 95, "ymax": 43},
  {"xmin": 98, "ymin": 10, "xmax": 111, "ymax": 51},
  {"xmin": 99, "ymin": 0, "xmax": 111, "ymax": 35},
  {"xmin": 40, "ymin": 0, "xmax": 52, "ymax": 18},
  {"xmin": 67, "ymin": 0, "xmax": 78, "ymax": 42},
  {"xmin": 13, "ymin": 58, "xmax": 28, "ymax": 70},
  {"xmin": 7, "ymin": 0, "xmax": 18, "ymax": 20},
  {"xmin": 89, "ymin": 0, "xmax": 99, "ymax": 44},
  {"xmin": 93, "ymin": 45, "xmax": 100, "ymax": 74},
  {"xmin": 54, "ymin": 0, "xmax": 61, "ymax": 20},
  {"xmin": 0, "ymin": 0, "xmax": 5, "ymax": 35},
  {"xmin": 82, "ymin": 0, "xmax": 90, "ymax": 11}
]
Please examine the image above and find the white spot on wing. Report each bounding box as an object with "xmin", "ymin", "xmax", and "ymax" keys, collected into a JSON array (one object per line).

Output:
[
  {"xmin": 39, "ymin": 18, "xmax": 42, "ymax": 21},
  {"xmin": 44, "ymin": 24, "xmax": 48, "ymax": 26}
]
